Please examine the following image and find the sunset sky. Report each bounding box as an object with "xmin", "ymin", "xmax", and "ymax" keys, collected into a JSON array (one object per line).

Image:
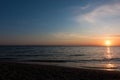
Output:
[{"xmin": 0, "ymin": 0, "xmax": 120, "ymax": 46}]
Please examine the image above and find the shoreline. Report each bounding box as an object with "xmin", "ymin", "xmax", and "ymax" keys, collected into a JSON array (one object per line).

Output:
[{"xmin": 0, "ymin": 61, "xmax": 120, "ymax": 80}]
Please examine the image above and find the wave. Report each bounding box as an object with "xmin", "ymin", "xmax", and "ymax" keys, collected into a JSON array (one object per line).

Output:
[
  {"xmin": 69, "ymin": 54, "xmax": 85, "ymax": 56},
  {"xmin": 23, "ymin": 59, "xmax": 89, "ymax": 63},
  {"xmin": 0, "ymin": 58, "xmax": 18, "ymax": 60},
  {"xmin": 23, "ymin": 58, "xmax": 120, "ymax": 63},
  {"xmin": 1, "ymin": 58, "xmax": 120, "ymax": 63}
]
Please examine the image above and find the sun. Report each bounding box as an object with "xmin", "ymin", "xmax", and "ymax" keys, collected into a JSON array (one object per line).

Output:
[{"xmin": 105, "ymin": 40, "xmax": 111, "ymax": 46}]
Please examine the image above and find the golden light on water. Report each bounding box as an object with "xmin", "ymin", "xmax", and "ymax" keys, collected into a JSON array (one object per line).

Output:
[
  {"xmin": 106, "ymin": 47, "xmax": 112, "ymax": 59},
  {"xmin": 107, "ymin": 47, "xmax": 110, "ymax": 54},
  {"xmin": 105, "ymin": 48, "xmax": 116, "ymax": 71},
  {"xmin": 104, "ymin": 46, "xmax": 116, "ymax": 71},
  {"xmin": 105, "ymin": 62, "xmax": 117, "ymax": 71},
  {"xmin": 106, "ymin": 63, "xmax": 115, "ymax": 68},
  {"xmin": 105, "ymin": 63, "xmax": 116, "ymax": 71}
]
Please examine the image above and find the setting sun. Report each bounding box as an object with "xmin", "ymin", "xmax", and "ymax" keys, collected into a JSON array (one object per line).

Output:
[{"xmin": 105, "ymin": 40, "xmax": 111, "ymax": 46}]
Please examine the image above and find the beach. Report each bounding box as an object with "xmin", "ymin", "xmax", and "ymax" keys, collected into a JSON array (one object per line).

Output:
[{"xmin": 0, "ymin": 62, "xmax": 120, "ymax": 80}]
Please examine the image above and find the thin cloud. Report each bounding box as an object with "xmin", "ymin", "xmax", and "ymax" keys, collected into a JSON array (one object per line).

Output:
[
  {"xmin": 109, "ymin": 35, "xmax": 120, "ymax": 37},
  {"xmin": 76, "ymin": 2, "xmax": 120, "ymax": 23},
  {"xmin": 52, "ymin": 32, "xmax": 90, "ymax": 40},
  {"xmin": 68, "ymin": 4, "xmax": 90, "ymax": 14},
  {"xmin": 74, "ymin": 1, "xmax": 120, "ymax": 36},
  {"xmin": 81, "ymin": 4, "xmax": 90, "ymax": 10}
]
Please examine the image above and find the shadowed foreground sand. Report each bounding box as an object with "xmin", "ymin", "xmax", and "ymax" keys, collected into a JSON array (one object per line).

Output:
[{"xmin": 0, "ymin": 62, "xmax": 120, "ymax": 80}]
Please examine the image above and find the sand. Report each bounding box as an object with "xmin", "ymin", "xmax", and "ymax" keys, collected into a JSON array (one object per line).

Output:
[{"xmin": 0, "ymin": 62, "xmax": 120, "ymax": 80}]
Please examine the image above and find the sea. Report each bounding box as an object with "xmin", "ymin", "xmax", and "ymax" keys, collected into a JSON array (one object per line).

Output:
[{"xmin": 0, "ymin": 46, "xmax": 120, "ymax": 71}]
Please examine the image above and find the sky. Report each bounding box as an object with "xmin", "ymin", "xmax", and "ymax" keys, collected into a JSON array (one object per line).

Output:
[{"xmin": 0, "ymin": 0, "xmax": 120, "ymax": 46}]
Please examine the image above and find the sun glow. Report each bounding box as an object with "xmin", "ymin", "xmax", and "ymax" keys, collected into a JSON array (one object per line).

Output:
[{"xmin": 105, "ymin": 40, "xmax": 111, "ymax": 46}]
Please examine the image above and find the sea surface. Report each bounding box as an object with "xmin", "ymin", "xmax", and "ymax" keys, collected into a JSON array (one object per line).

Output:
[{"xmin": 0, "ymin": 46, "xmax": 120, "ymax": 71}]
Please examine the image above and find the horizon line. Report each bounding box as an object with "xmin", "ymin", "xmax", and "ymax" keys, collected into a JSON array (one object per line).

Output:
[{"xmin": 0, "ymin": 45, "xmax": 120, "ymax": 47}]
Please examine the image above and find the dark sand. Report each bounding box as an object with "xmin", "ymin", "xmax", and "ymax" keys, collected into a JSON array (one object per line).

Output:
[{"xmin": 0, "ymin": 62, "xmax": 120, "ymax": 80}]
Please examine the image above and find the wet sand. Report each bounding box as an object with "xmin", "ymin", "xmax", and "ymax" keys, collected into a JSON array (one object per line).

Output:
[{"xmin": 0, "ymin": 62, "xmax": 120, "ymax": 80}]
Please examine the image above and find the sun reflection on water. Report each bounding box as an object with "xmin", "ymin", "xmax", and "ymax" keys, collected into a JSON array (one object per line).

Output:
[
  {"xmin": 106, "ymin": 47, "xmax": 112, "ymax": 59},
  {"xmin": 104, "ymin": 47, "xmax": 116, "ymax": 71},
  {"xmin": 105, "ymin": 63, "xmax": 116, "ymax": 71},
  {"xmin": 107, "ymin": 47, "xmax": 110, "ymax": 54},
  {"xmin": 106, "ymin": 63, "xmax": 115, "ymax": 68}
]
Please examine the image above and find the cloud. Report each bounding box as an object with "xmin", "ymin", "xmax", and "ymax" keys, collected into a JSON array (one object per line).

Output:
[
  {"xmin": 68, "ymin": 4, "xmax": 90, "ymax": 14},
  {"xmin": 52, "ymin": 32, "xmax": 90, "ymax": 40},
  {"xmin": 81, "ymin": 4, "xmax": 90, "ymax": 10},
  {"xmin": 77, "ymin": 2, "xmax": 120, "ymax": 23},
  {"xmin": 108, "ymin": 35, "xmax": 120, "ymax": 37},
  {"xmin": 74, "ymin": 1, "xmax": 120, "ymax": 36}
]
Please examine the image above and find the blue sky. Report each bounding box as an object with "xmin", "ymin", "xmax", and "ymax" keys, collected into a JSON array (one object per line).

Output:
[{"xmin": 0, "ymin": 0, "xmax": 120, "ymax": 45}]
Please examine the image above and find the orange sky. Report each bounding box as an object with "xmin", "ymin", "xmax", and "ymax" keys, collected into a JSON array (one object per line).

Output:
[{"xmin": 0, "ymin": 35, "xmax": 120, "ymax": 46}]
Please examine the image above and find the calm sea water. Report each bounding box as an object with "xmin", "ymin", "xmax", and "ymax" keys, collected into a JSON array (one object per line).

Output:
[{"xmin": 0, "ymin": 46, "xmax": 120, "ymax": 71}]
